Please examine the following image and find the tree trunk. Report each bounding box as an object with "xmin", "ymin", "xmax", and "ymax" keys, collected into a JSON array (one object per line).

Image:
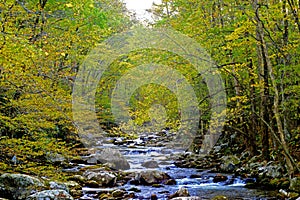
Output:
[
  {"xmin": 255, "ymin": 13, "xmax": 270, "ymax": 161},
  {"xmin": 249, "ymin": 59, "xmax": 258, "ymax": 156},
  {"xmin": 253, "ymin": 0, "xmax": 295, "ymax": 177}
]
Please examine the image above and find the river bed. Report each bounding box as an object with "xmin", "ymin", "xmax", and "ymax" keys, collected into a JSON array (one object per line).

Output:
[{"xmin": 78, "ymin": 139, "xmax": 280, "ymax": 200}]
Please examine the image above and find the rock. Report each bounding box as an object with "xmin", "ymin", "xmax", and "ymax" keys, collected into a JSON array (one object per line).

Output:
[
  {"xmin": 63, "ymin": 181, "xmax": 81, "ymax": 198},
  {"xmin": 151, "ymin": 194, "xmax": 158, "ymax": 200},
  {"xmin": 69, "ymin": 175, "xmax": 85, "ymax": 184},
  {"xmin": 190, "ymin": 174, "xmax": 201, "ymax": 178},
  {"xmin": 212, "ymin": 195, "xmax": 228, "ymax": 200},
  {"xmin": 112, "ymin": 189, "xmax": 126, "ymax": 198},
  {"xmin": 169, "ymin": 187, "xmax": 190, "ymax": 199},
  {"xmin": 290, "ymin": 177, "xmax": 300, "ymax": 193},
  {"xmin": 171, "ymin": 197, "xmax": 201, "ymax": 200},
  {"xmin": 128, "ymin": 187, "xmax": 141, "ymax": 192},
  {"xmin": 240, "ymin": 151, "xmax": 251, "ymax": 161},
  {"xmin": 0, "ymin": 173, "xmax": 44, "ymax": 199},
  {"xmin": 213, "ymin": 146, "xmax": 222, "ymax": 153},
  {"xmin": 165, "ymin": 179, "xmax": 177, "ymax": 185},
  {"xmin": 84, "ymin": 180, "xmax": 99, "ymax": 188},
  {"xmin": 219, "ymin": 155, "xmax": 240, "ymax": 173},
  {"xmin": 125, "ymin": 192, "xmax": 135, "ymax": 199},
  {"xmin": 46, "ymin": 152, "xmax": 66, "ymax": 164},
  {"xmin": 279, "ymin": 189, "xmax": 289, "ymax": 197},
  {"xmin": 83, "ymin": 170, "xmax": 116, "ymax": 187},
  {"xmin": 142, "ymin": 160, "xmax": 159, "ymax": 168},
  {"xmin": 267, "ymin": 178, "xmax": 288, "ymax": 189},
  {"xmin": 260, "ymin": 162, "xmax": 283, "ymax": 178},
  {"xmin": 99, "ymin": 193, "xmax": 111, "ymax": 200},
  {"xmin": 49, "ymin": 181, "xmax": 69, "ymax": 192},
  {"xmin": 63, "ymin": 181, "xmax": 81, "ymax": 190},
  {"xmin": 213, "ymin": 174, "xmax": 228, "ymax": 183},
  {"xmin": 288, "ymin": 192, "xmax": 299, "ymax": 199},
  {"xmin": 85, "ymin": 155, "xmax": 98, "ymax": 164},
  {"xmin": 152, "ymin": 183, "xmax": 163, "ymax": 187},
  {"xmin": 96, "ymin": 148, "xmax": 130, "ymax": 170},
  {"xmin": 26, "ymin": 190, "xmax": 73, "ymax": 200},
  {"xmin": 133, "ymin": 170, "xmax": 171, "ymax": 185}
]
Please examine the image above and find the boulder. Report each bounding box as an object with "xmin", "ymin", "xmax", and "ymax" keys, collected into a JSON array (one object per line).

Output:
[
  {"xmin": 169, "ymin": 187, "xmax": 190, "ymax": 199},
  {"xmin": 95, "ymin": 148, "xmax": 130, "ymax": 170},
  {"xmin": 112, "ymin": 189, "xmax": 126, "ymax": 198},
  {"xmin": 213, "ymin": 174, "xmax": 228, "ymax": 183},
  {"xmin": 245, "ymin": 161, "xmax": 283, "ymax": 179},
  {"xmin": 219, "ymin": 155, "xmax": 240, "ymax": 173},
  {"xmin": 133, "ymin": 170, "xmax": 171, "ymax": 185},
  {"xmin": 49, "ymin": 181, "xmax": 69, "ymax": 192},
  {"xmin": 290, "ymin": 177, "xmax": 300, "ymax": 193},
  {"xmin": 60, "ymin": 181, "xmax": 81, "ymax": 198},
  {"xmin": 165, "ymin": 179, "xmax": 177, "ymax": 185},
  {"xmin": 26, "ymin": 190, "xmax": 73, "ymax": 200},
  {"xmin": 83, "ymin": 170, "xmax": 116, "ymax": 187},
  {"xmin": 0, "ymin": 173, "xmax": 44, "ymax": 199},
  {"xmin": 142, "ymin": 160, "xmax": 159, "ymax": 168},
  {"xmin": 260, "ymin": 163, "xmax": 283, "ymax": 178}
]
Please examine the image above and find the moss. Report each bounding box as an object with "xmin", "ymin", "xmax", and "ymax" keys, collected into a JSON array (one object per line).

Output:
[{"xmin": 0, "ymin": 136, "xmax": 83, "ymax": 184}]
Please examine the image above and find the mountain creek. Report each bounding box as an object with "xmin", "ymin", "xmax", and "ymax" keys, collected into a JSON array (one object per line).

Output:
[
  {"xmin": 71, "ymin": 131, "xmax": 284, "ymax": 200},
  {"xmin": 1, "ymin": 130, "xmax": 298, "ymax": 200}
]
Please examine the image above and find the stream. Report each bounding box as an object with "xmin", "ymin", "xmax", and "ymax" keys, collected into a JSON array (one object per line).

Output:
[{"xmin": 77, "ymin": 134, "xmax": 280, "ymax": 200}]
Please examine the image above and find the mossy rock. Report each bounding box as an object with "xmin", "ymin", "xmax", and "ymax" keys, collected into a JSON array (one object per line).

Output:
[
  {"xmin": 269, "ymin": 178, "xmax": 282, "ymax": 188},
  {"xmin": 212, "ymin": 195, "xmax": 228, "ymax": 200},
  {"xmin": 0, "ymin": 173, "xmax": 45, "ymax": 199},
  {"xmin": 290, "ymin": 177, "xmax": 300, "ymax": 193},
  {"xmin": 288, "ymin": 192, "xmax": 299, "ymax": 199},
  {"xmin": 152, "ymin": 183, "xmax": 163, "ymax": 188},
  {"xmin": 280, "ymin": 178, "xmax": 290, "ymax": 189},
  {"xmin": 99, "ymin": 193, "xmax": 112, "ymax": 200}
]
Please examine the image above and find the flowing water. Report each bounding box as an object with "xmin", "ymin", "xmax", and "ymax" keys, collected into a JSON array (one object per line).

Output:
[{"xmin": 79, "ymin": 138, "xmax": 279, "ymax": 200}]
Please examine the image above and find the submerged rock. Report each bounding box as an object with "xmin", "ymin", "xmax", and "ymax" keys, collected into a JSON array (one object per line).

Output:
[
  {"xmin": 213, "ymin": 174, "xmax": 228, "ymax": 183},
  {"xmin": 150, "ymin": 194, "xmax": 158, "ymax": 200},
  {"xmin": 0, "ymin": 173, "xmax": 44, "ymax": 199},
  {"xmin": 142, "ymin": 160, "xmax": 159, "ymax": 168}
]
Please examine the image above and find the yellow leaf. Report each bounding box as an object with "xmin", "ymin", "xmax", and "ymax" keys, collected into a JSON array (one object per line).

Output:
[
  {"xmin": 61, "ymin": 52, "xmax": 66, "ymax": 57},
  {"xmin": 66, "ymin": 3, "xmax": 73, "ymax": 8}
]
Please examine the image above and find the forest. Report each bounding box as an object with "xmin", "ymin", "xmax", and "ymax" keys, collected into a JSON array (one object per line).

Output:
[{"xmin": 0, "ymin": 0, "xmax": 299, "ymax": 199}]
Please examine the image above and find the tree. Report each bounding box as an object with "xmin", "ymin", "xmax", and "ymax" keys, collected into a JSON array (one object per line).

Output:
[
  {"xmin": 0, "ymin": 0, "xmax": 131, "ymax": 176},
  {"xmin": 152, "ymin": 0, "xmax": 300, "ymax": 176}
]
